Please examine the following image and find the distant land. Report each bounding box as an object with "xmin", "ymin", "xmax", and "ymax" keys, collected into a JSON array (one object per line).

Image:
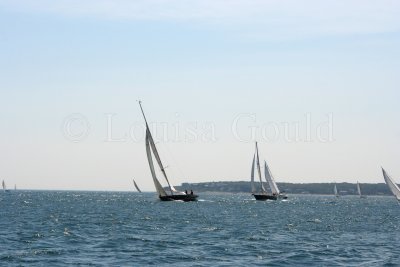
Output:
[{"xmin": 176, "ymin": 182, "xmax": 393, "ymax": 196}]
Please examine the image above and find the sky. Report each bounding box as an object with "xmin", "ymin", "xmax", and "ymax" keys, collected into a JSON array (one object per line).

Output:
[{"xmin": 0, "ymin": 0, "xmax": 399, "ymax": 191}]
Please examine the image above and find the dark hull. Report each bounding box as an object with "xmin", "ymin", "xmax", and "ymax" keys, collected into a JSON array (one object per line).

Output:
[
  {"xmin": 253, "ymin": 194, "xmax": 287, "ymax": 201},
  {"xmin": 159, "ymin": 194, "xmax": 198, "ymax": 202}
]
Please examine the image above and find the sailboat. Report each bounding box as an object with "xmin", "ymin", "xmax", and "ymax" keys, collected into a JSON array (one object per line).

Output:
[
  {"xmin": 139, "ymin": 101, "xmax": 198, "ymax": 201},
  {"xmin": 250, "ymin": 142, "xmax": 286, "ymax": 200},
  {"xmin": 132, "ymin": 178, "xmax": 142, "ymax": 193},
  {"xmin": 334, "ymin": 184, "xmax": 339, "ymax": 198},
  {"xmin": 2, "ymin": 180, "xmax": 10, "ymax": 192},
  {"xmin": 357, "ymin": 181, "xmax": 366, "ymax": 198},
  {"xmin": 382, "ymin": 168, "xmax": 400, "ymax": 202}
]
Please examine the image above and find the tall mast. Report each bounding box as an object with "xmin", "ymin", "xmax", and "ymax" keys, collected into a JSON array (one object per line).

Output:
[
  {"xmin": 139, "ymin": 100, "xmax": 149, "ymax": 128},
  {"xmin": 255, "ymin": 142, "xmax": 265, "ymax": 192}
]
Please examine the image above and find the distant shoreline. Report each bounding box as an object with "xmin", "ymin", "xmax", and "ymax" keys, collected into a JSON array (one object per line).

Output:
[{"xmin": 177, "ymin": 181, "xmax": 393, "ymax": 196}]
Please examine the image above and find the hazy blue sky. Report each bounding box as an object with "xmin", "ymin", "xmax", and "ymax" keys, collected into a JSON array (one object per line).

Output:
[{"xmin": 1, "ymin": 1, "xmax": 399, "ymax": 191}]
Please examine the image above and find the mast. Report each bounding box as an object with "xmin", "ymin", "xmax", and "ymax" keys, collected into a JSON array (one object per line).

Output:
[
  {"xmin": 255, "ymin": 142, "xmax": 266, "ymax": 192},
  {"xmin": 139, "ymin": 101, "xmax": 175, "ymax": 195}
]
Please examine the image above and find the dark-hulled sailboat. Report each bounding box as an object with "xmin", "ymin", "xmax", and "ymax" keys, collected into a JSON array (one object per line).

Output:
[
  {"xmin": 139, "ymin": 101, "xmax": 198, "ymax": 201},
  {"xmin": 250, "ymin": 142, "xmax": 287, "ymax": 201}
]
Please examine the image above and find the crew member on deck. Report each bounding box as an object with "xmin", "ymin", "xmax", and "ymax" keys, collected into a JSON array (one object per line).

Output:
[{"xmin": 190, "ymin": 190, "xmax": 193, "ymax": 195}]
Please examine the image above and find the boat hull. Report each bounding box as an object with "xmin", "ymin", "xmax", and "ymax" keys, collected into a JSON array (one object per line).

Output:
[
  {"xmin": 253, "ymin": 194, "xmax": 287, "ymax": 201},
  {"xmin": 159, "ymin": 194, "xmax": 198, "ymax": 202}
]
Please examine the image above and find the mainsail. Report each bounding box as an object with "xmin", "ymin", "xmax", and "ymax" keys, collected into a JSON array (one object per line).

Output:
[
  {"xmin": 334, "ymin": 184, "xmax": 338, "ymax": 197},
  {"xmin": 264, "ymin": 161, "xmax": 280, "ymax": 195},
  {"xmin": 140, "ymin": 101, "xmax": 184, "ymax": 197},
  {"xmin": 145, "ymin": 130, "xmax": 167, "ymax": 197},
  {"xmin": 2, "ymin": 180, "xmax": 6, "ymax": 191},
  {"xmin": 382, "ymin": 168, "xmax": 400, "ymax": 201},
  {"xmin": 255, "ymin": 142, "xmax": 266, "ymax": 192},
  {"xmin": 357, "ymin": 181, "xmax": 362, "ymax": 197},
  {"xmin": 250, "ymin": 153, "xmax": 256, "ymax": 193},
  {"xmin": 132, "ymin": 179, "xmax": 142, "ymax": 193}
]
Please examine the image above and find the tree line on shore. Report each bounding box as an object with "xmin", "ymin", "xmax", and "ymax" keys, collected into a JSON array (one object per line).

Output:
[{"xmin": 177, "ymin": 181, "xmax": 392, "ymax": 195}]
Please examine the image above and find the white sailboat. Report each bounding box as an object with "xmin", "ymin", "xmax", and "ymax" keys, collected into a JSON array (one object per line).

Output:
[
  {"xmin": 2, "ymin": 180, "xmax": 10, "ymax": 192},
  {"xmin": 139, "ymin": 101, "xmax": 198, "ymax": 201},
  {"xmin": 357, "ymin": 181, "xmax": 366, "ymax": 198},
  {"xmin": 382, "ymin": 168, "xmax": 400, "ymax": 202},
  {"xmin": 250, "ymin": 142, "xmax": 287, "ymax": 200},
  {"xmin": 334, "ymin": 184, "xmax": 339, "ymax": 198},
  {"xmin": 132, "ymin": 178, "xmax": 142, "ymax": 193}
]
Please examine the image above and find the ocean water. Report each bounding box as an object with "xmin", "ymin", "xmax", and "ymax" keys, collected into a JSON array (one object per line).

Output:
[{"xmin": 1, "ymin": 191, "xmax": 399, "ymax": 266}]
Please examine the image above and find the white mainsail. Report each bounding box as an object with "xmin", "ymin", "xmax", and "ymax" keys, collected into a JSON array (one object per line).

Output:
[
  {"xmin": 140, "ymin": 101, "xmax": 184, "ymax": 196},
  {"xmin": 145, "ymin": 130, "xmax": 167, "ymax": 196},
  {"xmin": 132, "ymin": 178, "xmax": 142, "ymax": 193},
  {"xmin": 255, "ymin": 142, "xmax": 266, "ymax": 192},
  {"xmin": 264, "ymin": 161, "xmax": 280, "ymax": 195},
  {"xmin": 250, "ymin": 153, "xmax": 256, "ymax": 193},
  {"xmin": 357, "ymin": 181, "xmax": 362, "ymax": 197},
  {"xmin": 334, "ymin": 184, "xmax": 338, "ymax": 197},
  {"xmin": 382, "ymin": 168, "xmax": 400, "ymax": 201}
]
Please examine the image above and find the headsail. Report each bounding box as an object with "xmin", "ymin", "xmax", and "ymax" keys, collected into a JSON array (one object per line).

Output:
[
  {"xmin": 132, "ymin": 178, "xmax": 142, "ymax": 193},
  {"xmin": 264, "ymin": 161, "xmax": 280, "ymax": 195},
  {"xmin": 250, "ymin": 153, "xmax": 256, "ymax": 193},
  {"xmin": 255, "ymin": 142, "xmax": 266, "ymax": 192},
  {"xmin": 382, "ymin": 168, "xmax": 400, "ymax": 201}
]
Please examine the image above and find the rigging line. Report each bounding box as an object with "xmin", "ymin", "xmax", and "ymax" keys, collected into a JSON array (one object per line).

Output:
[
  {"xmin": 158, "ymin": 139, "xmax": 187, "ymax": 184},
  {"xmin": 166, "ymin": 141, "xmax": 187, "ymax": 179}
]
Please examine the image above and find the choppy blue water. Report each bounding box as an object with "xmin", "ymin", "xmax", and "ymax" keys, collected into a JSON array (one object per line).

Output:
[{"xmin": 1, "ymin": 191, "xmax": 399, "ymax": 266}]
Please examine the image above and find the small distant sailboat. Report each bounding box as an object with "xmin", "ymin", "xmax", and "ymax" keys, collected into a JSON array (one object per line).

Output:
[
  {"xmin": 132, "ymin": 178, "xmax": 142, "ymax": 193},
  {"xmin": 139, "ymin": 101, "xmax": 198, "ymax": 201},
  {"xmin": 14, "ymin": 184, "xmax": 17, "ymax": 191},
  {"xmin": 382, "ymin": 168, "xmax": 400, "ymax": 202},
  {"xmin": 250, "ymin": 142, "xmax": 286, "ymax": 201},
  {"xmin": 334, "ymin": 184, "xmax": 339, "ymax": 198},
  {"xmin": 2, "ymin": 180, "xmax": 10, "ymax": 192},
  {"xmin": 357, "ymin": 181, "xmax": 366, "ymax": 198}
]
